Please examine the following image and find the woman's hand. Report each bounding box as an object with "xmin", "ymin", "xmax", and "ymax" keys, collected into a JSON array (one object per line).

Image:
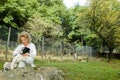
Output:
[{"xmin": 22, "ymin": 53, "xmax": 30, "ymax": 56}]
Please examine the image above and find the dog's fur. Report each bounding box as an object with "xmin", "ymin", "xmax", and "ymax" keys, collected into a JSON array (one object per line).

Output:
[
  {"xmin": 3, "ymin": 47, "xmax": 34, "ymax": 71},
  {"xmin": 3, "ymin": 62, "xmax": 11, "ymax": 71},
  {"xmin": 3, "ymin": 62, "xmax": 17, "ymax": 71},
  {"xmin": 11, "ymin": 47, "xmax": 31, "ymax": 69},
  {"xmin": 21, "ymin": 47, "xmax": 30, "ymax": 54},
  {"xmin": 3, "ymin": 47, "xmax": 31, "ymax": 70},
  {"xmin": 10, "ymin": 54, "xmax": 29, "ymax": 69},
  {"xmin": 3, "ymin": 55, "xmax": 29, "ymax": 71}
]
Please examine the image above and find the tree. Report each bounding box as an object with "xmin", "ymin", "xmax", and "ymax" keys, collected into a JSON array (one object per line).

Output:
[
  {"xmin": 24, "ymin": 0, "xmax": 66, "ymax": 42},
  {"xmin": 0, "ymin": 0, "xmax": 39, "ymax": 28},
  {"xmin": 73, "ymin": 5, "xmax": 103, "ymax": 50},
  {"xmin": 85, "ymin": 0, "xmax": 120, "ymax": 62},
  {"xmin": 67, "ymin": 6, "xmax": 89, "ymax": 44},
  {"xmin": 37, "ymin": 0, "xmax": 65, "ymax": 24},
  {"xmin": 0, "ymin": 0, "xmax": 39, "ymax": 60},
  {"xmin": 65, "ymin": 5, "xmax": 100, "ymax": 49},
  {"xmin": 25, "ymin": 15, "xmax": 63, "ymax": 43}
]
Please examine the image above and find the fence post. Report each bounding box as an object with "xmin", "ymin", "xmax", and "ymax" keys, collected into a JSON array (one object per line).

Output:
[
  {"xmin": 41, "ymin": 36, "xmax": 44, "ymax": 59},
  {"xmin": 60, "ymin": 41, "xmax": 63, "ymax": 60},
  {"xmin": 51, "ymin": 37, "xmax": 53, "ymax": 53},
  {"xmin": 73, "ymin": 44, "xmax": 77, "ymax": 60},
  {"xmin": 5, "ymin": 27, "xmax": 11, "ymax": 61}
]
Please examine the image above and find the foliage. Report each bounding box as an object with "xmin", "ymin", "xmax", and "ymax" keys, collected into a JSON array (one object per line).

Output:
[
  {"xmin": 0, "ymin": 0, "xmax": 39, "ymax": 29},
  {"xmin": 0, "ymin": 0, "xmax": 40, "ymax": 42},
  {"xmin": 89, "ymin": 0, "xmax": 120, "ymax": 48},
  {"xmin": 77, "ymin": 0, "xmax": 120, "ymax": 61},
  {"xmin": 0, "ymin": 0, "xmax": 119, "ymax": 58},
  {"xmin": 64, "ymin": 5, "xmax": 101, "ymax": 50},
  {"xmin": 25, "ymin": 15, "xmax": 63, "ymax": 42},
  {"xmin": 24, "ymin": 0, "xmax": 66, "ymax": 42}
]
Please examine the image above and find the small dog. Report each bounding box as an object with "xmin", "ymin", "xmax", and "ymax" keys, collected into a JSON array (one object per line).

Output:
[
  {"xmin": 10, "ymin": 47, "xmax": 31, "ymax": 69},
  {"xmin": 3, "ymin": 47, "xmax": 31, "ymax": 71}
]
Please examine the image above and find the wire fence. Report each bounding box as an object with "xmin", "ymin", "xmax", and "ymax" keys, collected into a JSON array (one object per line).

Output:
[
  {"xmin": 0, "ymin": 27, "xmax": 119, "ymax": 61},
  {"xmin": 0, "ymin": 36, "xmax": 96, "ymax": 62}
]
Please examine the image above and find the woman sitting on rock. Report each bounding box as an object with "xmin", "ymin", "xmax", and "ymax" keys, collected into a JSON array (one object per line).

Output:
[{"xmin": 11, "ymin": 31, "xmax": 36, "ymax": 68}]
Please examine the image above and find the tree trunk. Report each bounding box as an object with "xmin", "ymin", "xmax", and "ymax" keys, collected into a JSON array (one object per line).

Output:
[
  {"xmin": 51, "ymin": 37, "xmax": 53, "ymax": 53},
  {"xmin": 41, "ymin": 36, "xmax": 45, "ymax": 59},
  {"xmin": 107, "ymin": 49, "xmax": 113, "ymax": 62},
  {"xmin": 5, "ymin": 27, "xmax": 11, "ymax": 61},
  {"xmin": 60, "ymin": 41, "xmax": 63, "ymax": 60}
]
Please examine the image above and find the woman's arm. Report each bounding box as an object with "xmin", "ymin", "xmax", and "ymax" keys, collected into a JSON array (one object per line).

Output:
[
  {"xmin": 13, "ymin": 45, "xmax": 21, "ymax": 56},
  {"xmin": 29, "ymin": 43, "xmax": 37, "ymax": 58}
]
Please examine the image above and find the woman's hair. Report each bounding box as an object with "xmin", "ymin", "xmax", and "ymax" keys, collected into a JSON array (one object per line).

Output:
[{"xmin": 18, "ymin": 31, "xmax": 31, "ymax": 44}]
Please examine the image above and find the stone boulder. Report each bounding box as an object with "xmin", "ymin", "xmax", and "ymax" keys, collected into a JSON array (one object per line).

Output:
[{"xmin": 0, "ymin": 67, "xmax": 65, "ymax": 80}]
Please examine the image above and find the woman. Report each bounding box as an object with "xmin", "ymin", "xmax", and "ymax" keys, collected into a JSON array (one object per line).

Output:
[{"xmin": 12, "ymin": 31, "xmax": 36, "ymax": 68}]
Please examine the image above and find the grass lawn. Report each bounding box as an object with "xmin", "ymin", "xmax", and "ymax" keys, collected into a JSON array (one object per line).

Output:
[
  {"xmin": 35, "ymin": 59, "xmax": 120, "ymax": 80},
  {"xmin": 0, "ymin": 58, "xmax": 120, "ymax": 80}
]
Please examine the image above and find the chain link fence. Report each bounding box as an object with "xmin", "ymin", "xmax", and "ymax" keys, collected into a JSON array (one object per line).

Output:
[
  {"xmin": 1, "ymin": 35, "xmax": 120, "ymax": 62},
  {"xmin": 0, "ymin": 36, "xmax": 96, "ymax": 62},
  {"xmin": 0, "ymin": 27, "xmax": 119, "ymax": 62}
]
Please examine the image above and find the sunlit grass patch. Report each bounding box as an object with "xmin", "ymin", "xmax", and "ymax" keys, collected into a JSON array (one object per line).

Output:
[
  {"xmin": 0, "ymin": 57, "xmax": 120, "ymax": 80},
  {"xmin": 35, "ymin": 59, "xmax": 120, "ymax": 80}
]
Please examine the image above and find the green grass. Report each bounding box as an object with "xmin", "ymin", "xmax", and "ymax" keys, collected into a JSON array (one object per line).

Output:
[
  {"xmin": 0, "ymin": 58, "xmax": 120, "ymax": 80},
  {"xmin": 0, "ymin": 61, "xmax": 4, "ymax": 70},
  {"xmin": 34, "ymin": 59, "xmax": 120, "ymax": 80}
]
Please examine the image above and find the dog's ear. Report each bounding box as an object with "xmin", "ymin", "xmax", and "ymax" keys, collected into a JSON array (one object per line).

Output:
[
  {"xmin": 22, "ymin": 47, "xmax": 30, "ymax": 54},
  {"xmin": 27, "ymin": 48, "xmax": 30, "ymax": 51}
]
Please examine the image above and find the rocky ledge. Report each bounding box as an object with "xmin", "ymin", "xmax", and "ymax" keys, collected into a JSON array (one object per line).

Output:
[{"xmin": 0, "ymin": 67, "xmax": 65, "ymax": 80}]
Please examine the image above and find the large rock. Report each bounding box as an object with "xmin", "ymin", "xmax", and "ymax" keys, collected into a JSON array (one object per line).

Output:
[{"xmin": 0, "ymin": 67, "xmax": 65, "ymax": 80}]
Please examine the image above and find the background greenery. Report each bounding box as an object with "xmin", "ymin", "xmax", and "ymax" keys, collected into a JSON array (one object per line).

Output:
[{"xmin": 0, "ymin": 0, "xmax": 120, "ymax": 61}]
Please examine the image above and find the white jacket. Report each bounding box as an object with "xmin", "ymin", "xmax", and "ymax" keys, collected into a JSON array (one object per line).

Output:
[{"xmin": 13, "ymin": 43, "xmax": 36, "ymax": 59}]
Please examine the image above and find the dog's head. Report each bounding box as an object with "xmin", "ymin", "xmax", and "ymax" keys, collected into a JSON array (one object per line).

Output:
[{"xmin": 22, "ymin": 47, "xmax": 30, "ymax": 54}]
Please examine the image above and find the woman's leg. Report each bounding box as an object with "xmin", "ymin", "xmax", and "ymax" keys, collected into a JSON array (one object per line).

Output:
[
  {"xmin": 18, "ymin": 61, "xmax": 26, "ymax": 68},
  {"xmin": 26, "ymin": 57, "xmax": 36, "ymax": 67},
  {"xmin": 11, "ymin": 55, "xmax": 19, "ymax": 69}
]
